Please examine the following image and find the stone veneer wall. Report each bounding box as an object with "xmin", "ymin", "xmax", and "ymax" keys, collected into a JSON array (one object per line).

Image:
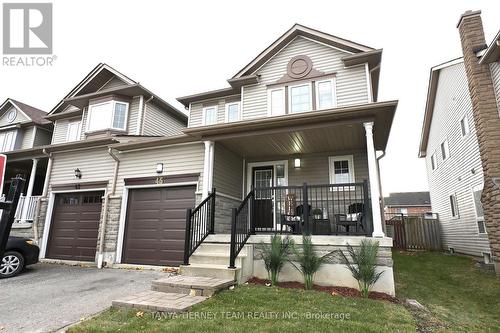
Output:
[{"xmin": 214, "ymin": 195, "xmax": 241, "ymax": 234}]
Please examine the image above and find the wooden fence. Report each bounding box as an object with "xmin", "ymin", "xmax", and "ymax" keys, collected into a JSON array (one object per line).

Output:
[{"xmin": 385, "ymin": 214, "xmax": 442, "ymax": 251}]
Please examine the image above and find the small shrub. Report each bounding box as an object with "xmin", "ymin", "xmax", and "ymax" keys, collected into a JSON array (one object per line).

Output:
[
  {"xmin": 258, "ymin": 235, "xmax": 294, "ymax": 286},
  {"xmin": 339, "ymin": 239, "xmax": 383, "ymax": 298},
  {"xmin": 290, "ymin": 235, "xmax": 335, "ymax": 290}
]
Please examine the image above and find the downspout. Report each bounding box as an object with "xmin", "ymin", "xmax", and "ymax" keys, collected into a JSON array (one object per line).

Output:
[
  {"xmin": 138, "ymin": 96, "xmax": 154, "ymax": 135},
  {"xmin": 376, "ymin": 150, "xmax": 386, "ymax": 233},
  {"xmin": 33, "ymin": 149, "xmax": 53, "ymax": 244},
  {"xmin": 97, "ymin": 147, "xmax": 120, "ymax": 268}
]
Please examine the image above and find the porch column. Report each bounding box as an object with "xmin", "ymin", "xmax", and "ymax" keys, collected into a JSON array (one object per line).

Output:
[
  {"xmin": 20, "ymin": 158, "xmax": 38, "ymax": 224},
  {"xmin": 363, "ymin": 122, "xmax": 384, "ymax": 237},
  {"xmin": 202, "ymin": 141, "xmax": 214, "ymax": 198}
]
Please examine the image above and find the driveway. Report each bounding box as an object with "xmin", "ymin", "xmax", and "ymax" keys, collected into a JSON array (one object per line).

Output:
[{"xmin": 0, "ymin": 263, "xmax": 165, "ymax": 333}]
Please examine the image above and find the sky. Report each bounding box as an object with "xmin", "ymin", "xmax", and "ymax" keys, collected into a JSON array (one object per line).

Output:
[{"xmin": 0, "ymin": 0, "xmax": 499, "ymax": 196}]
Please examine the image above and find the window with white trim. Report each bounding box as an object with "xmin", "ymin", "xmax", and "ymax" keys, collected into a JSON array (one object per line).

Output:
[
  {"xmin": 0, "ymin": 130, "xmax": 16, "ymax": 152},
  {"xmin": 289, "ymin": 83, "xmax": 312, "ymax": 113},
  {"xmin": 225, "ymin": 102, "xmax": 240, "ymax": 122},
  {"xmin": 316, "ymin": 78, "xmax": 336, "ymax": 109},
  {"xmin": 268, "ymin": 88, "xmax": 285, "ymax": 116},
  {"xmin": 472, "ymin": 185, "xmax": 486, "ymax": 234},
  {"xmin": 431, "ymin": 153, "xmax": 437, "ymax": 171},
  {"xmin": 202, "ymin": 106, "xmax": 217, "ymax": 125},
  {"xmin": 328, "ymin": 155, "xmax": 355, "ymax": 185},
  {"xmin": 66, "ymin": 119, "xmax": 81, "ymax": 142},
  {"xmin": 449, "ymin": 193, "xmax": 459, "ymax": 218},
  {"xmin": 460, "ymin": 115, "xmax": 470, "ymax": 137},
  {"xmin": 441, "ymin": 140, "xmax": 450, "ymax": 161},
  {"xmin": 86, "ymin": 100, "xmax": 129, "ymax": 132}
]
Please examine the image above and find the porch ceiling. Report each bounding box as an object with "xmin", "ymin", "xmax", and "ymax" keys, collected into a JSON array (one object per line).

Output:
[{"xmin": 219, "ymin": 123, "xmax": 367, "ymax": 158}]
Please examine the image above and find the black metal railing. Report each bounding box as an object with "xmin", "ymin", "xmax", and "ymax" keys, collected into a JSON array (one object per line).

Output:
[
  {"xmin": 183, "ymin": 188, "xmax": 216, "ymax": 265},
  {"xmin": 229, "ymin": 189, "xmax": 254, "ymax": 269},
  {"xmin": 253, "ymin": 180, "xmax": 372, "ymax": 236}
]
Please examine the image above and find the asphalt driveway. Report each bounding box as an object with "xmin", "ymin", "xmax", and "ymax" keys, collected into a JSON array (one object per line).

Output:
[{"xmin": 0, "ymin": 263, "xmax": 165, "ymax": 333}]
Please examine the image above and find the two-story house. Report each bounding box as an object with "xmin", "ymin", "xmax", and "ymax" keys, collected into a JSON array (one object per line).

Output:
[
  {"xmin": 419, "ymin": 11, "xmax": 500, "ymax": 273},
  {"xmin": 31, "ymin": 25, "xmax": 397, "ymax": 295},
  {"xmin": 0, "ymin": 98, "xmax": 53, "ymax": 235}
]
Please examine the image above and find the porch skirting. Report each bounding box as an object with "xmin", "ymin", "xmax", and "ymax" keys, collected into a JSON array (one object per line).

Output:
[{"xmin": 205, "ymin": 234, "xmax": 395, "ymax": 296}]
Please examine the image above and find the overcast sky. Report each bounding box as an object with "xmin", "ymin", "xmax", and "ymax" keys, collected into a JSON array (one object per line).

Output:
[{"xmin": 1, "ymin": 0, "xmax": 499, "ymax": 195}]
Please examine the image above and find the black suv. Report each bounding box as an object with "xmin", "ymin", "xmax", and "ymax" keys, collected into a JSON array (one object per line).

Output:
[{"xmin": 1, "ymin": 236, "xmax": 40, "ymax": 278}]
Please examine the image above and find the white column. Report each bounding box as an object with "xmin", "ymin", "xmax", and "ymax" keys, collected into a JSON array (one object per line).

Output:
[
  {"xmin": 20, "ymin": 158, "xmax": 38, "ymax": 223},
  {"xmin": 202, "ymin": 141, "xmax": 214, "ymax": 198},
  {"xmin": 363, "ymin": 122, "xmax": 384, "ymax": 237}
]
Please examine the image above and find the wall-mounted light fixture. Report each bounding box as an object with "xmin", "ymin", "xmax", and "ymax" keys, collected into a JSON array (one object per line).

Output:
[
  {"xmin": 156, "ymin": 163, "xmax": 164, "ymax": 174},
  {"xmin": 74, "ymin": 168, "xmax": 82, "ymax": 179},
  {"xmin": 294, "ymin": 158, "xmax": 301, "ymax": 168}
]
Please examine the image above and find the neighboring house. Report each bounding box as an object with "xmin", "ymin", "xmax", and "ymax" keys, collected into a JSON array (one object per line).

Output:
[
  {"xmin": 16, "ymin": 25, "xmax": 398, "ymax": 294},
  {"xmin": 384, "ymin": 192, "xmax": 431, "ymax": 216},
  {"xmin": 0, "ymin": 98, "xmax": 52, "ymax": 234},
  {"xmin": 419, "ymin": 11, "xmax": 500, "ymax": 270}
]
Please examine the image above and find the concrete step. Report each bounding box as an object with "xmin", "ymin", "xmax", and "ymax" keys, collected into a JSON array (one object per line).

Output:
[
  {"xmin": 189, "ymin": 251, "xmax": 246, "ymax": 266},
  {"xmin": 151, "ymin": 275, "xmax": 235, "ymax": 297},
  {"xmin": 194, "ymin": 243, "xmax": 251, "ymax": 256},
  {"xmin": 112, "ymin": 290, "xmax": 206, "ymax": 313},
  {"xmin": 179, "ymin": 263, "xmax": 240, "ymax": 281}
]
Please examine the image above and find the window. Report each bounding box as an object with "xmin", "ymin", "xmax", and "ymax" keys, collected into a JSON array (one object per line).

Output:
[
  {"xmin": 225, "ymin": 102, "xmax": 240, "ymax": 122},
  {"xmin": 289, "ymin": 83, "xmax": 312, "ymax": 113},
  {"xmin": 431, "ymin": 153, "xmax": 437, "ymax": 170},
  {"xmin": 472, "ymin": 185, "xmax": 486, "ymax": 234},
  {"xmin": 329, "ymin": 155, "xmax": 355, "ymax": 185},
  {"xmin": 268, "ymin": 88, "xmax": 285, "ymax": 116},
  {"xmin": 460, "ymin": 115, "xmax": 470, "ymax": 137},
  {"xmin": 66, "ymin": 120, "xmax": 81, "ymax": 142},
  {"xmin": 449, "ymin": 193, "xmax": 459, "ymax": 218},
  {"xmin": 86, "ymin": 101, "xmax": 129, "ymax": 132},
  {"xmin": 441, "ymin": 140, "xmax": 450, "ymax": 161},
  {"xmin": 0, "ymin": 131, "xmax": 16, "ymax": 152},
  {"xmin": 316, "ymin": 79, "xmax": 336, "ymax": 109},
  {"xmin": 202, "ymin": 106, "xmax": 217, "ymax": 125}
]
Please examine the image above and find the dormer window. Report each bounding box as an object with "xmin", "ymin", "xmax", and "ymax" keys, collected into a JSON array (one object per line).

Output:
[{"xmin": 86, "ymin": 100, "xmax": 128, "ymax": 132}]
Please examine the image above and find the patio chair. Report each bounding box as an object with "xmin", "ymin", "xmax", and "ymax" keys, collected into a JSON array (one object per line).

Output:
[{"xmin": 335, "ymin": 203, "xmax": 365, "ymax": 234}]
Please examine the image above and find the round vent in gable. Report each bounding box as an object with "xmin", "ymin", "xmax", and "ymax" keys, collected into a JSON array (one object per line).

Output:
[
  {"xmin": 7, "ymin": 109, "xmax": 17, "ymax": 123},
  {"xmin": 287, "ymin": 55, "xmax": 313, "ymax": 79}
]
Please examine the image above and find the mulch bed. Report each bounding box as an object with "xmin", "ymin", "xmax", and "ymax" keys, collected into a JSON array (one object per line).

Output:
[{"xmin": 247, "ymin": 277, "xmax": 399, "ymax": 303}]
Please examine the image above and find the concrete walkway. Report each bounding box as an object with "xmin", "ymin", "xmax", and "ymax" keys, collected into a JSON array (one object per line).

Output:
[{"xmin": 0, "ymin": 263, "xmax": 164, "ymax": 333}]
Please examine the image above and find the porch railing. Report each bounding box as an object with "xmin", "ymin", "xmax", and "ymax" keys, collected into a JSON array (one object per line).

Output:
[
  {"xmin": 0, "ymin": 195, "xmax": 41, "ymax": 222},
  {"xmin": 183, "ymin": 189, "xmax": 216, "ymax": 265},
  {"xmin": 229, "ymin": 189, "xmax": 254, "ymax": 269}
]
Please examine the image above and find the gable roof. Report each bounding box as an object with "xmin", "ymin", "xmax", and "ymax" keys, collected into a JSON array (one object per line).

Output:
[
  {"xmin": 232, "ymin": 23, "xmax": 375, "ymax": 79},
  {"xmin": 479, "ymin": 29, "xmax": 500, "ymax": 64},
  {"xmin": 0, "ymin": 98, "xmax": 50, "ymax": 126},
  {"xmin": 384, "ymin": 192, "xmax": 431, "ymax": 207},
  {"xmin": 419, "ymin": 58, "xmax": 464, "ymax": 157},
  {"xmin": 48, "ymin": 63, "xmax": 187, "ymax": 122}
]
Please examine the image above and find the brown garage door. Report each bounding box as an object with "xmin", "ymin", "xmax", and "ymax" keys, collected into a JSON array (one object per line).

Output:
[
  {"xmin": 122, "ymin": 186, "xmax": 196, "ymax": 266},
  {"xmin": 46, "ymin": 191, "xmax": 103, "ymax": 261}
]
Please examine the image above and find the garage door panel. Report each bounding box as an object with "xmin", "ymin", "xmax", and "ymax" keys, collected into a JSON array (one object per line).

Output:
[
  {"xmin": 46, "ymin": 191, "xmax": 103, "ymax": 262},
  {"xmin": 122, "ymin": 186, "xmax": 196, "ymax": 266}
]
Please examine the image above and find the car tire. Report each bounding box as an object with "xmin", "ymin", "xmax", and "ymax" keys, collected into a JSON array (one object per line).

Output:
[{"xmin": 0, "ymin": 251, "xmax": 25, "ymax": 279}]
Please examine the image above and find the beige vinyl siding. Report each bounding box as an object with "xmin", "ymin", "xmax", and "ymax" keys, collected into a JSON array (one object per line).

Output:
[
  {"xmin": 115, "ymin": 143, "xmax": 205, "ymax": 194},
  {"xmin": 490, "ymin": 61, "xmax": 500, "ymax": 111},
  {"xmin": 49, "ymin": 147, "xmax": 115, "ymax": 192},
  {"xmin": 20, "ymin": 126, "xmax": 35, "ymax": 149},
  {"xmin": 98, "ymin": 76, "xmax": 128, "ymax": 91},
  {"xmin": 242, "ymin": 36, "xmax": 369, "ymax": 120},
  {"xmin": 0, "ymin": 106, "xmax": 29, "ymax": 126},
  {"xmin": 213, "ymin": 143, "xmax": 243, "ymax": 199},
  {"xmin": 142, "ymin": 102, "xmax": 186, "ymax": 136},
  {"xmin": 33, "ymin": 127, "xmax": 52, "ymax": 146},
  {"xmin": 127, "ymin": 97, "xmax": 140, "ymax": 134},
  {"xmin": 189, "ymin": 97, "xmax": 237, "ymax": 127},
  {"xmin": 52, "ymin": 117, "xmax": 82, "ymax": 144},
  {"xmin": 425, "ymin": 62, "xmax": 491, "ymax": 257}
]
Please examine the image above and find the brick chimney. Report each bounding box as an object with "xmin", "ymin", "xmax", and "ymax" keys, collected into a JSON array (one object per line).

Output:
[{"xmin": 458, "ymin": 10, "xmax": 500, "ymax": 274}]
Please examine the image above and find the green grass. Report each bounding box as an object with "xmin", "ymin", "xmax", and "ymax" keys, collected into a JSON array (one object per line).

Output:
[
  {"xmin": 68, "ymin": 285, "xmax": 414, "ymax": 333},
  {"xmin": 393, "ymin": 251, "xmax": 500, "ymax": 332}
]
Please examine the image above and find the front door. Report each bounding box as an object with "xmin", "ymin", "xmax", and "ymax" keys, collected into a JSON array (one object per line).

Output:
[{"xmin": 253, "ymin": 166, "xmax": 274, "ymax": 229}]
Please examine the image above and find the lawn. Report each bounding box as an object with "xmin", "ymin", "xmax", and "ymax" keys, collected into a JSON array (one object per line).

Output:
[
  {"xmin": 68, "ymin": 285, "xmax": 414, "ymax": 333},
  {"xmin": 68, "ymin": 251, "xmax": 500, "ymax": 333},
  {"xmin": 393, "ymin": 251, "xmax": 500, "ymax": 332}
]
